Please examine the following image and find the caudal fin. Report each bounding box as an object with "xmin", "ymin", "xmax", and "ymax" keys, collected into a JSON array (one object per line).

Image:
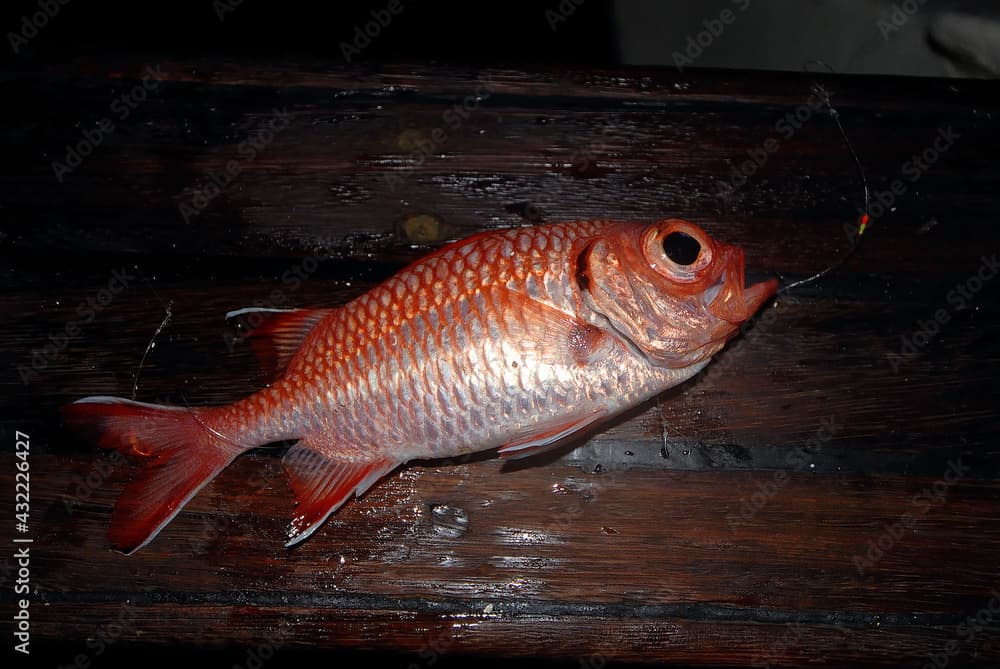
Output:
[{"xmin": 62, "ymin": 396, "xmax": 243, "ymax": 554}]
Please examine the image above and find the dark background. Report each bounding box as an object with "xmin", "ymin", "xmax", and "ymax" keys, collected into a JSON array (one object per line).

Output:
[
  {"xmin": 0, "ymin": 0, "xmax": 618, "ymax": 65},
  {"xmin": 2, "ymin": 0, "xmax": 996, "ymax": 75}
]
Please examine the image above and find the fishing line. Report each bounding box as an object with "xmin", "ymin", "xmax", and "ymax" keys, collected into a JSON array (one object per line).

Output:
[
  {"xmin": 778, "ymin": 73, "xmax": 872, "ymax": 295},
  {"xmin": 129, "ymin": 286, "xmax": 245, "ymax": 451},
  {"xmin": 126, "ymin": 280, "xmax": 238, "ymax": 448},
  {"xmin": 131, "ymin": 291, "xmax": 173, "ymax": 400}
]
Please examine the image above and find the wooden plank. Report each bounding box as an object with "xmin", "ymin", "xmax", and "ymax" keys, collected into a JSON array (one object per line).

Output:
[
  {"xmin": 12, "ymin": 450, "xmax": 1000, "ymax": 666},
  {"xmin": 24, "ymin": 452, "xmax": 1000, "ymax": 608},
  {"xmin": 2, "ymin": 60, "xmax": 999, "ymax": 666}
]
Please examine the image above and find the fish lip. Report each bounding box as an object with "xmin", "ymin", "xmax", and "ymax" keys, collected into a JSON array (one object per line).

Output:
[
  {"xmin": 743, "ymin": 276, "xmax": 780, "ymax": 314},
  {"xmin": 705, "ymin": 251, "xmax": 778, "ymax": 322}
]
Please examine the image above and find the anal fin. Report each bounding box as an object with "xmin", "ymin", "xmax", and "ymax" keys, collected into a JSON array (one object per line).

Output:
[
  {"xmin": 281, "ymin": 440, "xmax": 398, "ymax": 546},
  {"xmin": 498, "ymin": 408, "xmax": 608, "ymax": 460}
]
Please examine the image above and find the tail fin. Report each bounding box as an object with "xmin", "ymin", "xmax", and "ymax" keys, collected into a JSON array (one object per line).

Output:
[{"xmin": 62, "ymin": 396, "xmax": 243, "ymax": 554}]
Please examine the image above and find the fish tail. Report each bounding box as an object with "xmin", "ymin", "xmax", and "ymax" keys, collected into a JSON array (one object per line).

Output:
[{"xmin": 62, "ymin": 396, "xmax": 244, "ymax": 554}]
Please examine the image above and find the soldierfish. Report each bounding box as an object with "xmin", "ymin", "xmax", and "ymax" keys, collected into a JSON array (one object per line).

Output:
[{"xmin": 63, "ymin": 219, "xmax": 777, "ymax": 553}]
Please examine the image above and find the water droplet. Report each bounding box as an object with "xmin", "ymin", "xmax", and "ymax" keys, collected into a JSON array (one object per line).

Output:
[{"xmin": 430, "ymin": 503, "xmax": 469, "ymax": 539}]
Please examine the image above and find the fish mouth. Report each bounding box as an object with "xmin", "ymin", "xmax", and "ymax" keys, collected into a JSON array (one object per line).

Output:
[
  {"xmin": 703, "ymin": 250, "xmax": 778, "ymax": 323},
  {"xmin": 743, "ymin": 276, "xmax": 780, "ymax": 314}
]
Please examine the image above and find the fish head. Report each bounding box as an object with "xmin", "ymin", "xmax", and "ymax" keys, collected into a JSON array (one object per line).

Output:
[{"xmin": 580, "ymin": 219, "xmax": 778, "ymax": 368}]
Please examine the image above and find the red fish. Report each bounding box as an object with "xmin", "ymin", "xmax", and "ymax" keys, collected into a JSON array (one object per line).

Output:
[{"xmin": 63, "ymin": 219, "xmax": 777, "ymax": 553}]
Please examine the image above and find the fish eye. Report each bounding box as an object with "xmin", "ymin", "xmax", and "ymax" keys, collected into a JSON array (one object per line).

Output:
[
  {"xmin": 642, "ymin": 221, "xmax": 713, "ymax": 283},
  {"xmin": 662, "ymin": 231, "xmax": 701, "ymax": 266}
]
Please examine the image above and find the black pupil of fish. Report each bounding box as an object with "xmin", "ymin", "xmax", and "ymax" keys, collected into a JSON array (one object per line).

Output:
[{"xmin": 663, "ymin": 232, "xmax": 701, "ymax": 266}]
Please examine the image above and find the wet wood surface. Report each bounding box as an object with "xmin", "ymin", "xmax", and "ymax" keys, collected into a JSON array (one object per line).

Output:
[{"xmin": 2, "ymin": 60, "xmax": 1000, "ymax": 667}]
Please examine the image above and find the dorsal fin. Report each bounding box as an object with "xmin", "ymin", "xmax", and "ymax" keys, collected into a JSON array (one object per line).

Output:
[
  {"xmin": 281, "ymin": 441, "xmax": 398, "ymax": 546},
  {"xmin": 226, "ymin": 307, "xmax": 333, "ymax": 380}
]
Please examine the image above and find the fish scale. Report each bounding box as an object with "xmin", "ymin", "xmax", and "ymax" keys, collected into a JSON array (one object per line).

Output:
[
  {"xmin": 63, "ymin": 219, "xmax": 778, "ymax": 552},
  {"xmin": 242, "ymin": 225, "xmax": 609, "ymax": 449}
]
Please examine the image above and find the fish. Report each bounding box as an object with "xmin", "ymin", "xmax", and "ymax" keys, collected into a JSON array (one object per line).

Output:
[{"xmin": 62, "ymin": 219, "xmax": 778, "ymax": 553}]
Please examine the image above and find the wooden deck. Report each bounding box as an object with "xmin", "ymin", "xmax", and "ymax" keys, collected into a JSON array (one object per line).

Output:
[{"xmin": 2, "ymin": 61, "xmax": 999, "ymax": 667}]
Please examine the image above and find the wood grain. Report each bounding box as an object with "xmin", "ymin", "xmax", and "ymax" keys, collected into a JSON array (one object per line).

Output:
[{"xmin": 2, "ymin": 60, "xmax": 999, "ymax": 666}]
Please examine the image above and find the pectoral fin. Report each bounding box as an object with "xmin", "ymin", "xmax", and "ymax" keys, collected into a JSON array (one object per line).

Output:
[
  {"xmin": 497, "ymin": 288, "xmax": 613, "ymax": 367},
  {"xmin": 497, "ymin": 408, "xmax": 608, "ymax": 460}
]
